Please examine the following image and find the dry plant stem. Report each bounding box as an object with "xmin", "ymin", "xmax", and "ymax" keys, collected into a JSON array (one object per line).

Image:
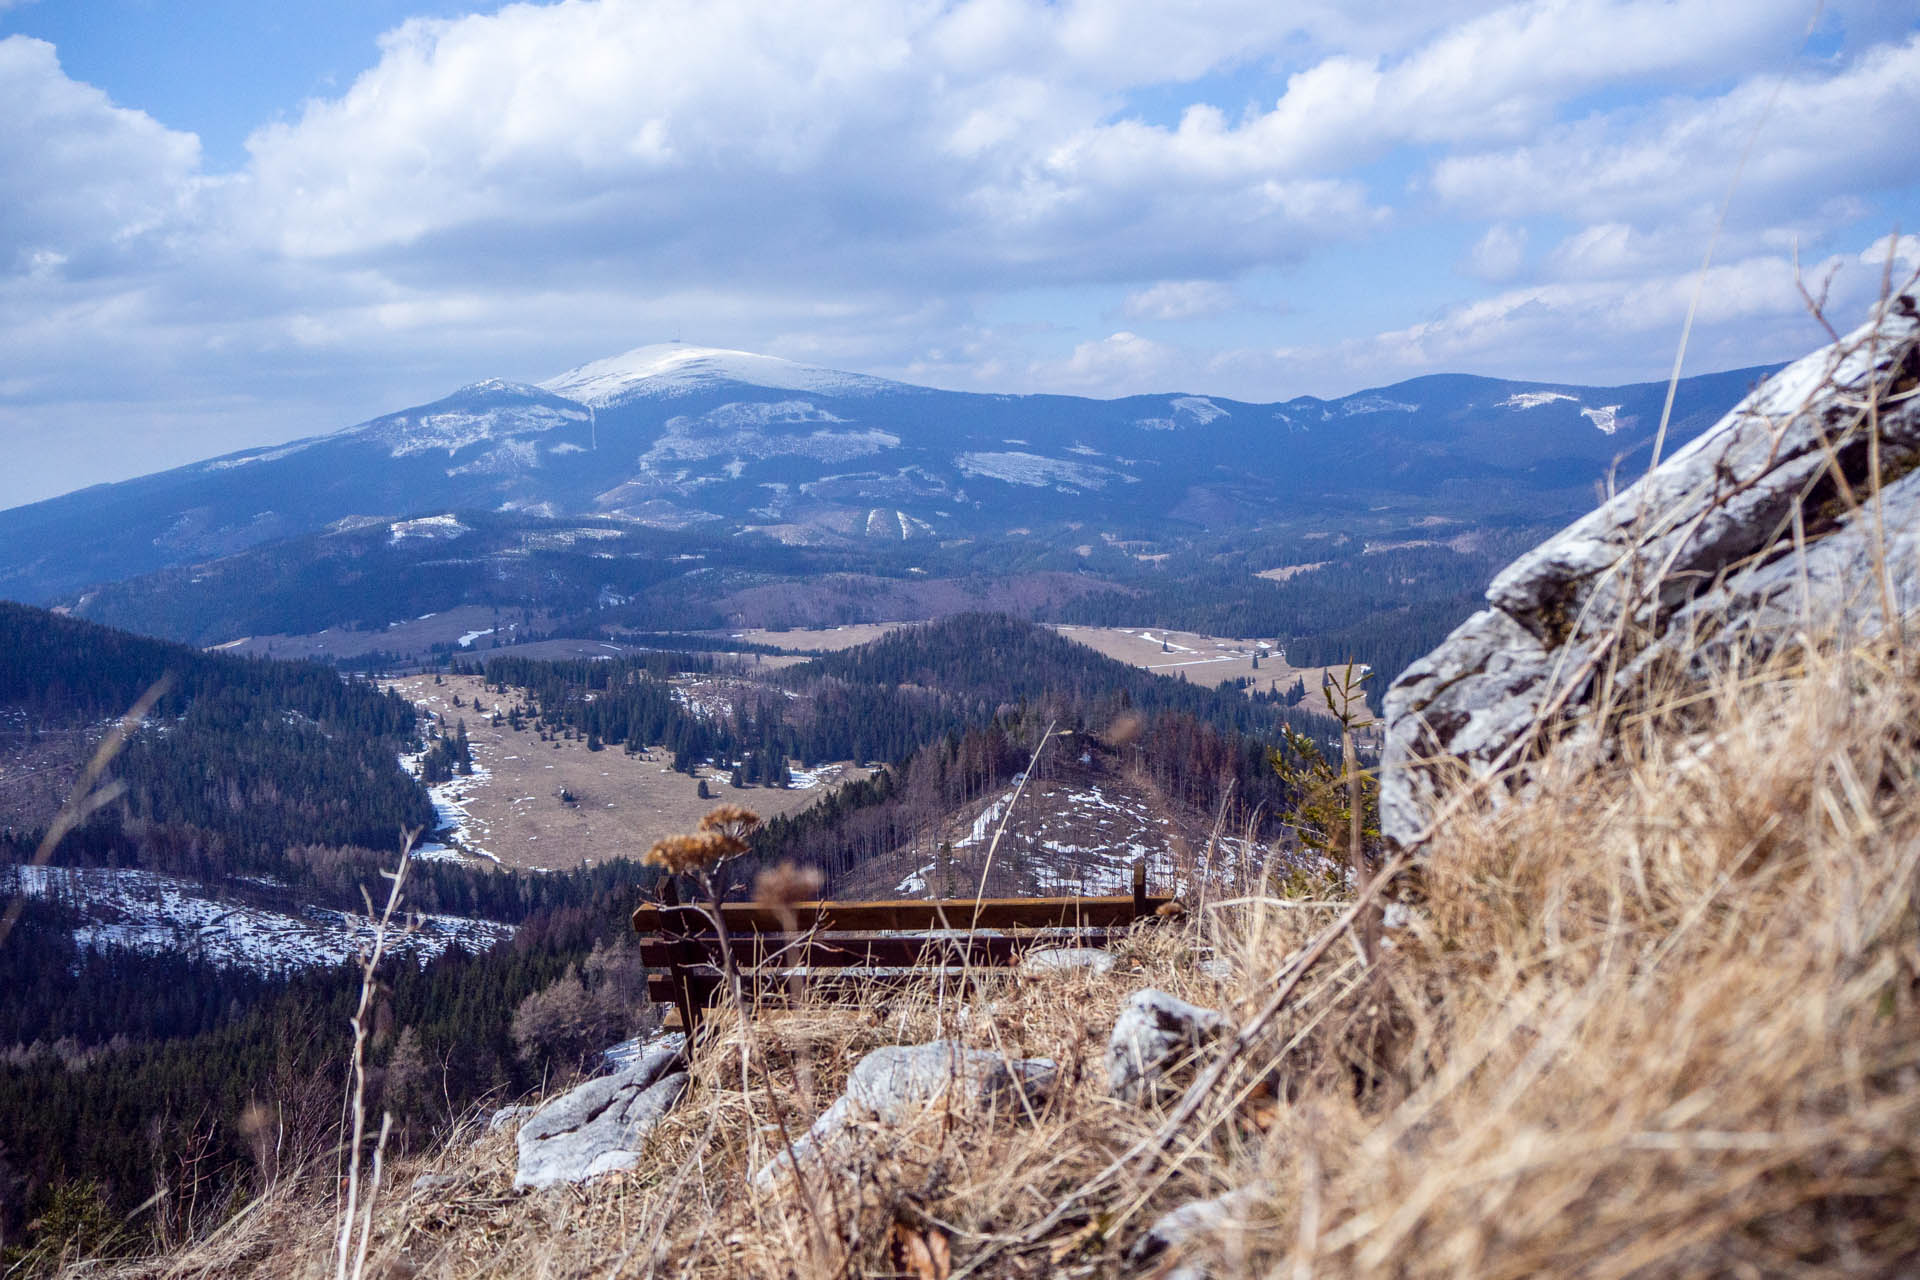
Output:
[
  {"xmin": 751, "ymin": 1049, "xmax": 844, "ymax": 1272},
  {"xmin": 965, "ymin": 720, "xmax": 1057, "ymax": 937},
  {"xmin": 1196, "ymin": 778, "xmax": 1234, "ymax": 912},
  {"xmin": 1645, "ymin": 1, "xmax": 1812, "ymax": 472},
  {"xmin": 350, "ymin": 1114, "xmax": 391, "ymax": 1280},
  {"xmin": 963, "ymin": 849, "xmax": 1414, "ymax": 1276},
  {"xmin": 0, "ymin": 674, "xmax": 172, "ymax": 950},
  {"xmin": 334, "ymin": 831, "xmax": 417, "ymax": 1280}
]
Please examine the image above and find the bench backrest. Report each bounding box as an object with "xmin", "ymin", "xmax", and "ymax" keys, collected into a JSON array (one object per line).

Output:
[{"xmin": 633, "ymin": 861, "xmax": 1170, "ymax": 1032}]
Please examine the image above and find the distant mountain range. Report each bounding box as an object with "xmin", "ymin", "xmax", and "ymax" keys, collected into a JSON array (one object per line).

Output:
[{"xmin": 0, "ymin": 343, "xmax": 1778, "ymax": 604}]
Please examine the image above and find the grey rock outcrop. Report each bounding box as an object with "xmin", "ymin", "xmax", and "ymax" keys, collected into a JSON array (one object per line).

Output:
[
  {"xmin": 513, "ymin": 1044, "xmax": 688, "ymax": 1190},
  {"xmin": 1383, "ymin": 291, "xmax": 1920, "ymax": 848},
  {"xmin": 1127, "ymin": 1185, "xmax": 1270, "ymax": 1279},
  {"xmin": 1019, "ymin": 945, "xmax": 1116, "ymax": 975},
  {"xmin": 1107, "ymin": 989, "xmax": 1233, "ymax": 1105},
  {"xmin": 754, "ymin": 1041, "xmax": 1055, "ymax": 1189}
]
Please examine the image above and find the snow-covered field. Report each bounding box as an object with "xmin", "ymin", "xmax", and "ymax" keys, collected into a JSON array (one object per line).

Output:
[{"xmin": 4, "ymin": 864, "xmax": 513, "ymax": 974}]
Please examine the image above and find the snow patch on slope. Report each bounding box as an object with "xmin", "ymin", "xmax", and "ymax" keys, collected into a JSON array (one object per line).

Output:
[
  {"xmin": 4, "ymin": 865, "xmax": 512, "ymax": 974},
  {"xmin": 389, "ymin": 514, "xmax": 471, "ymax": 544},
  {"xmin": 1171, "ymin": 396, "xmax": 1227, "ymax": 424},
  {"xmin": 367, "ymin": 382, "xmax": 587, "ymax": 458},
  {"xmin": 639, "ymin": 402, "xmax": 900, "ymax": 471},
  {"xmin": 955, "ymin": 452, "xmax": 1126, "ymax": 490},
  {"xmin": 1341, "ymin": 395, "xmax": 1420, "ymax": 416},
  {"xmin": 1581, "ymin": 404, "xmax": 1625, "ymax": 434},
  {"xmin": 1500, "ymin": 391, "xmax": 1578, "ymax": 410}
]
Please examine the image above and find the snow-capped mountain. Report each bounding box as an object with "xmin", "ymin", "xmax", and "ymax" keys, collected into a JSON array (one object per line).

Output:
[
  {"xmin": 539, "ymin": 343, "xmax": 905, "ymax": 406},
  {"xmin": 0, "ymin": 346, "xmax": 1777, "ymax": 603}
]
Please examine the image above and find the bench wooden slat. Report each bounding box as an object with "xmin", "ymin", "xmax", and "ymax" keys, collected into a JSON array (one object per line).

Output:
[
  {"xmin": 637, "ymin": 928, "xmax": 1126, "ymax": 970},
  {"xmin": 631, "ymin": 894, "xmax": 1168, "ymax": 936}
]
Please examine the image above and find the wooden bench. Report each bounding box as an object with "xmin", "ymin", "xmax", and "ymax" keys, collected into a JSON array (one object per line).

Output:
[{"xmin": 632, "ymin": 862, "xmax": 1173, "ymax": 1035}]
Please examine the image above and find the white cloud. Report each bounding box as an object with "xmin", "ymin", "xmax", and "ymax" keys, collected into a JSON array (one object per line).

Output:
[
  {"xmin": 1047, "ymin": 331, "xmax": 1184, "ymax": 392},
  {"xmin": 1270, "ymin": 247, "xmax": 1903, "ymax": 391},
  {"xmin": 1432, "ymin": 33, "xmax": 1920, "ymax": 226},
  {"xmin": 0, "ymin": 37, "xmax": 203, "ymax": 274},
  {"xmin": 1120, "ymin": 280, "xmax": 1240, "ymax": 321},
  {"xmin": 1861, "ymin": 233, "xmax": 1920, "ymax": 275},
  {"xmin": 1467, "ymin": 223, "xmax": 1527, "ymax": 281}
]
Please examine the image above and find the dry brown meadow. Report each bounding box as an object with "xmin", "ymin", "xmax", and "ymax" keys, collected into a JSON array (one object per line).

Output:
[{"xmin": 387, "ymin": 673, "xmax": 863, "ymax": 872}]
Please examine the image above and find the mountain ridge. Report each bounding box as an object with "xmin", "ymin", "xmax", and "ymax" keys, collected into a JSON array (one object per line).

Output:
[{"xmin": 0, "ymin": 345, "xmax": 1780, "ymax": 604}]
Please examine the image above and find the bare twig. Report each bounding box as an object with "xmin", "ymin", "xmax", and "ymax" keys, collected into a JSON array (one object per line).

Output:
[{"xmin": 334, "ymin": 828, "xmax": 419, "ymax": 1280}]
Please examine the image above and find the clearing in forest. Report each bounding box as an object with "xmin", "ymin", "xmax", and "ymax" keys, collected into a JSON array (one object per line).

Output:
[{"xmin": 386, "ymin": 673, "xmax": 862, "ymax": 872}]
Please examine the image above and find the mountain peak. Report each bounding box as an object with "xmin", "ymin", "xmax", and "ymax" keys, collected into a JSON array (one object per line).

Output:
[{"xmin": 537, "ymin": 343, "xmax": 902, "ymax": 407}]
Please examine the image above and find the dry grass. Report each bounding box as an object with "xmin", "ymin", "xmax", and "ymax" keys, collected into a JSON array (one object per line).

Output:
[
  {"xmin": 78, "ymin": 630, "xmax": 1920, "ymax": 1278},
  {"xmin": 388, "ymin": 674, "xmax": 861, "ymax": 871},
  {"xmin": 1215, "ymin": 637, "xmax": 1920, "ymax": 1277}
]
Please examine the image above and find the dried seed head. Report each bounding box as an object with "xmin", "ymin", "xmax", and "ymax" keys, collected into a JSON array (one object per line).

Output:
[
  {"xmin": 754, "ymin": 861, "xmax": 825, "ymax": 911},
  {"xmin": 699, "ymin": 804, "xmax": 763, "ymax": 846},
  {"xmin": 643, "ymin": 832, "xmax": 734, "ymax": 875}
]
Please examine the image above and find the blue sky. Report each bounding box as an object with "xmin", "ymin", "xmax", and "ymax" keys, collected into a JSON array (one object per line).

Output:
[{"xmin": 1, "ymin": 0, "xmax": 1916, "ymax": 508}]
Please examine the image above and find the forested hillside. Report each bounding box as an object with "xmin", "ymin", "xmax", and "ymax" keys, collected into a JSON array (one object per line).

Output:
[{"xmin": 0, "ymin": 602, "xmax": 434, "ymax": 890}]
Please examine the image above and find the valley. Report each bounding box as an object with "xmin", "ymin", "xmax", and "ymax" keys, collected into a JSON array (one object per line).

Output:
[{"xmin": 390, "ymin": 672, "xmax": 866, "ymax": 871}]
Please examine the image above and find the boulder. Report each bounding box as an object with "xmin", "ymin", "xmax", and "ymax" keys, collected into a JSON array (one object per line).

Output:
[
  {"xmin": 1127, "ymin": 1185, "xmax": 1270, "ymax": 1279},
  {"xmin": 1019, "ymin": 946, "xmax": 1116, "ymax": 975},
  {"xmin": 1107, "ymin": 989, "xmax": 1233, "ymax": 1105},
  {"xmin": 513, "ymin": 1044, "xmax": 688, "ymax": 1190},
  {"xmin": 754, "ymin": 1041, "xmax": 1056, "ymax": 1189},
  {"xmin": 1383, "ymin": 291, "xmax": 1920, "ymax": 848}
]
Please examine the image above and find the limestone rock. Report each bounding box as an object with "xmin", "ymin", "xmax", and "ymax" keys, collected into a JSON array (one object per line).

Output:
[
  {"xmin": 1383, "ymin": 291, "xmax": 1920, "ymax": 848},
  {"xmin": 1128, "ymin": 1185, "xmax": 1270, "ymax": 1279},
  {"xmin": 1107, "ymin": 988, "xmax": 1233, "ymax": 1105},
  {"xmin": 513, "ymin": 1044, "xmax": 688, "ymax": 1190},
  {"xmin": 1019, "ymin": 946, "xmax": 1116, "ymax": 975},
  {"xmin": 754, "ymin": 1041, "xmax": 1055, "ymax": 1189}
]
